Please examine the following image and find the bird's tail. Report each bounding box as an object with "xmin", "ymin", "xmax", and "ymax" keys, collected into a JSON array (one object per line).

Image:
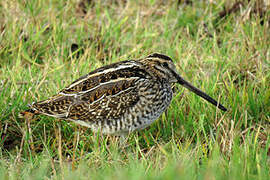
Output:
[{"xmin": 19, "ymin": 108, "xmax": 39, "ymax": 119}]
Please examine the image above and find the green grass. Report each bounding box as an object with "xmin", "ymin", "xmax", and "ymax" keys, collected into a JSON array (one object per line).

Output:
[{"xmin": 0, "ymin": 0, "xmax": 269, "ymax": 179}]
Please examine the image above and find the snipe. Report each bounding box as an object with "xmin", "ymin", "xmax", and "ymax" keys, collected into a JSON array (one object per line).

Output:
[{"xmin": 21, "ymin": 53, "xmax": 227, "ymax": 135}]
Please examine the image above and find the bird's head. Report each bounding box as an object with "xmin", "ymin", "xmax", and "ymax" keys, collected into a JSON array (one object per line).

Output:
[
  {"xmin": 141, "ymin": 53, "xmax": 227, "ymax": 111},
  {"xmin": 142, "ymin": 53, "xmax": 179, "ymax": 83}
]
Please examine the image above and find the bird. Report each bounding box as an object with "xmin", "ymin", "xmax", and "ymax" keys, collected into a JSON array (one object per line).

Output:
[{"xmin": 20, "ymin": 53, "xmax": 227, "ymax": 135}]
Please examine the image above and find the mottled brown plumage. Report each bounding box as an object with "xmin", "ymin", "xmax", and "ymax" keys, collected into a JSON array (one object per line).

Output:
[{"xmin": 21, "ymin": 53, "xmax": 227, "ymax": 135}]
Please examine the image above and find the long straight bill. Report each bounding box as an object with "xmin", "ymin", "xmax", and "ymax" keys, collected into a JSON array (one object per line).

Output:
[{"xmin": 176, "ymin": 75, "xmax": 227, "ymax": 111}]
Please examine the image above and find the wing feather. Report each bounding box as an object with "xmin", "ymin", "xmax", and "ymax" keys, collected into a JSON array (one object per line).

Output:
[
  {"xmin": 66, "ymin": 79, "xmax": 140, "ymax": 122},
  {"xmin": 30, "ymin": 60, "xmax": 150, "ymax": 122}
]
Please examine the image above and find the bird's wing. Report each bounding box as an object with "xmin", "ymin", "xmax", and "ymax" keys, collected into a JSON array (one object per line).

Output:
[
  {"xmin": 66, "ymin": 78, "xmax": 140, "ymax": 121},
  {"xmin": 31, "ymin": 60, "xmax": 150, "ymax": 121}
]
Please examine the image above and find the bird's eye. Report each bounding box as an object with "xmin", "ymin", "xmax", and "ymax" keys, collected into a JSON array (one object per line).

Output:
[{"xmin": 163, "ymin": 62, "xmax": 168, "ymax": 67}]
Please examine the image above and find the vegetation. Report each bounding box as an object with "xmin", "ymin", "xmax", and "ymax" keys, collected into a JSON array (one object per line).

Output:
[{"xmin": 0, "ymin": 0, "xmax": 269, "ymax": 179}]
